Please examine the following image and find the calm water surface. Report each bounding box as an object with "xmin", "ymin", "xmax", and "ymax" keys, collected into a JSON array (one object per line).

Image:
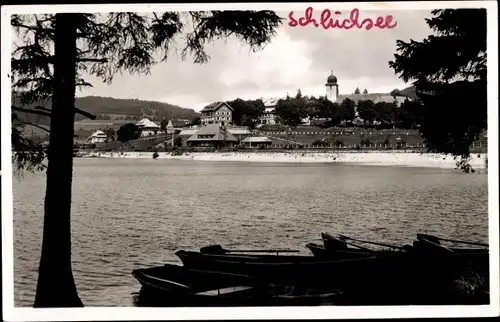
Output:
[{"xmin": 13, "ymin": 158, "xmax": 488, "ymax": 306}]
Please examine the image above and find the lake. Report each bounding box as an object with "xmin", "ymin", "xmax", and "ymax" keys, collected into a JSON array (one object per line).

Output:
[{"xmin": 12, "ymin": 158, "xmax": 489, "ymax": 306}]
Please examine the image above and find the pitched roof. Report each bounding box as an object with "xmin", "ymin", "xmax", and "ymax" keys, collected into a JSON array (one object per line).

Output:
[
  {"xmin": 89, "ymin": 130, "xmax": 107, "ymax": 137},
  {"xmin": 263, "ymin": 98, "xmax": 280, "ymax": 107},
  {"xmin": 227, "ymin": 127, "xmax": 252, "ymax": 135},
  {"xmin": 168, "ymin": 119, "xmax": 190, "ymax": 128},
  {"xmin": 136, "ymin": 118, "xmax": 159, "ymax": 128},
  {"xmin": 242, "ymin": 136, "xmax": 272, "ymax": 143},
  {"xmin": 200, "ymin": 101, "xmax": 234, "ymax": 112},
  {"xmin": 135, "ymin": 118, "xmax": 149, "ymax": 126},
  {"xmin": 187, "ymin": 123, "xmax": 238, "ymax": 142},
  {"xmin": 179, "ymin": 128, "xmax": 198, "ymax": 136},
  {"xmin": 336, "ymin": 94, "xmax": 409, "ymax": 106},
  {"xmin": 376, "ymin": 95, "xmax": 407, "ymax": 105},
  {"xmin": 87, "ymin": 130, "xmax": 107, "ymax": 141},
  {"xmin": 260, "ymin": 93, "xmax": 410, "ymax": 109}
]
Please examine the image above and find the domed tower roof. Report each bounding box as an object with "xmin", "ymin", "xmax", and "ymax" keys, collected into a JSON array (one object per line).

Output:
[{"xmin": 326, "ymin": 71, "xmax": 337, "ymax": 84}]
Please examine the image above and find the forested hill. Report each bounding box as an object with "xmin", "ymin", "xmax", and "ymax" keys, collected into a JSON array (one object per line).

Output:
[
  {"xmin": 12, "ymin": 93, "xmax": 200, "ymax": 124},
  {"xmin": 399, "ymin": 86, "xmax": 417, "ymax": 99},
  {"xmin": 391, "ymin": 85, "xmax": 417, "ymax": 100},
  {"xmin": 74, "ymin": 96, "xmax": 200, "ymax": 121}
]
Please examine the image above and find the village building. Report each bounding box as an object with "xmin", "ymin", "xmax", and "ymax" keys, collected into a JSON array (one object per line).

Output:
[
  {"xmin": 258, "ymin": 71, "xmax": 410, "ymax": 126},
  {"xmin": 224, "ymin": 126, "xmax": 252, "ymax": 143},
  {"xmin": 166, "ymin": 119, "xmax": 191, "ymax": 133},
  {"xmin": 325, "ymin": 72, "xmax": 339, "ymax": 103},
  {"xmin": 186, "ymin": 123, "xmax": 238, "ymax": 148},
  {"xmin": 136, "ymin": 118, "xmax": 160, "ymax": 137},
  {"xmin": 86, "ymin": 130, "xmax": 108, "ymax": 144},
  {"xmin": 241, "ymin": 136, "xmax": 273, "ymax": 147},
  {"xmin": 179, "ymin": 125, "xmax": 251, "ymax": 141},
  {"xmin": 260, "ymin": 98, "xmax": 280, "ymax": 125},
  {"xmin": 200, "ymin": 102, "xmax": 234, "ymax": 126},
  {"xmin": 178, "ymin": 128, "xmax": 199, "ymax": 138}
]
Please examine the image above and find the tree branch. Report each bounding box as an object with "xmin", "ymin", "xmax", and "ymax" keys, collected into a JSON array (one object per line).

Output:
[
  {"xmin": 21, "ymin": 121, "xmax": 50, "ymax": 133},
  {"xmin": 12, "ymin": 106, "xmax": 51, "ymax": 117},
  {"xmin": 12, "ymin": 20, "xmax": 55, "ymax": 35},
  {"xmin": 34, "ymin": 105, "xmax": 52, "ymax": 112},
  {"xmin": 76, "ymin": 58, "xmax": 108, "ymax": 63},
  {"xmin": 13, "ymin": 105, "xmax": 96, "ymax": 120},
  {"xmin": 74, "ymin": 107, "xmax": 96, "ymax": 120},
  {"xmin": 12, "ymin": 56, "xmax": 54, "ymax": 65},
  {"xmin": 76, "ymin": 80, "xmax": 93, "ymax": 87}
]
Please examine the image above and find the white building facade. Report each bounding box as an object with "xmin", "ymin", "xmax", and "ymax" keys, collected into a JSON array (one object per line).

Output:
[
  {"xmin": 325, "ymin": 71, "xmax": 339, "ymax": 103},
  {"xmin": 259, "ymin": 98, "xmax": 280, "ymax": 125},
  {"xmin": 136, "ymin": 118, "xmax": 160, "ymax": 137},
  {"xmin": 200, "ymin": 102, "xmax": 234, "ymax": 126},
  {"xmin": 87, "ymin": 130, "xmax": 108, "ymax": 144},
  {"xmin": 257, "ymin": 71, "xmax": 409, "ymax": 126}
]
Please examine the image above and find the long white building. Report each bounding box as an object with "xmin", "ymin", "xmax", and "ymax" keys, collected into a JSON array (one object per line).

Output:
[{"xmin": 258, "ymin": 71, "xmax": 410, "ymax": 126}]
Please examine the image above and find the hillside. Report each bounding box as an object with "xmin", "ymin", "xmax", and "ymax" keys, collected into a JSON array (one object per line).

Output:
[
  {"xmin": 387, "ymin": 85, "xmax": 417, "ymax": 100},
  {"xmin": 74, "ymin": 96, "xmax": 200, "ymax": 121},
  {"xmin": 12, "ymin": 93, "xmax": 200, "ymax": 125},
  {"xmin": 399, "ymin": 86, "xmax": 417, "ymax": 100}
]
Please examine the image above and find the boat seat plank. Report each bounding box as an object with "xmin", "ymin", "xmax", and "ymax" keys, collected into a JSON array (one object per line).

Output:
[
  {"xmin": 142, "ymin": 274, "xmax": 190, "ymax": 289},
  {"xmin": 195, "ymin": 286, "xmax": 254, "ymax": 296}
]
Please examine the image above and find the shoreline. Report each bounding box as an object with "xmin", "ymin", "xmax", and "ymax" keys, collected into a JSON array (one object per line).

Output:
[{"xmin": 78, "ymin": 151, "xmax": 487, "ymax": 169}]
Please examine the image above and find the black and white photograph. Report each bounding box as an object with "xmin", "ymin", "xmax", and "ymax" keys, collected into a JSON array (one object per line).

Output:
[{"xmin": 1, "ymin": 1, "xmax": 499, "ymax": 320}]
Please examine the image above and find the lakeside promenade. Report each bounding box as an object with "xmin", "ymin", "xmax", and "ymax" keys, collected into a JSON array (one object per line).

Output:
[{"xmin": 78, "ymin": 150, "xmax": 488, "ymax": 169}]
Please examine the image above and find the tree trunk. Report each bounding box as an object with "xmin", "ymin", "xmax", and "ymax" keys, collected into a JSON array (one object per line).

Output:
[{"xmin": 34, "ymin": 13, "xmax": 83, "ymax": 307}]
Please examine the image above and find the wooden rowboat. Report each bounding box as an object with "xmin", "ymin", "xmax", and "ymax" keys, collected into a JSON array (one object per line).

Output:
[
  {"xmin": 200, "ymin": 243, "xmax": 372, "ymax": 261},
  {"xmin": 132, "ymin": 264, "xmax": 253, "ymax": 294},
  {"xmin": 322, "ymin": 232, "xmax": 488, "ymax": 255},
  {"xmin": 174, "ymin": 247, "xmax": 488, "ymax": 302},
  {"xmin": 305, "ymin": 243, "xmax": 372, "ymax": 260},
  {"xmin": 132, "ymin": 264, "xmax": 344, "ymax": 306},
  {"xmin": 305, "ymin": 243, "xmax": 332, "ymax": 258},
  {"xmin": 414, "ymin": 233, "xmax": 489, "ymax": 254},
  {"xmin": 321, "ymin": 232, "xmax": 410, "ymax": 252},
  {"xmin": 200, "ymin": 244, "xmax": 301, "ymax": 256},
  {"xmin": 175, "ymin": 249, "xmax": 380, "ymax": 288}
]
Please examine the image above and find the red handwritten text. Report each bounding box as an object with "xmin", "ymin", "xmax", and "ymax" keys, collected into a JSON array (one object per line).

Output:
[{"xmin": 288, "ymin": 8, "xmax": 397, "ymax": 30}]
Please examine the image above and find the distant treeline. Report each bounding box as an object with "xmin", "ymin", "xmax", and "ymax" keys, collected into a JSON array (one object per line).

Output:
[
  {"xmin": 222, "ymin": 86, "xmax": 418, "ymax": 129},
  {"xmin": 268, "ymin": 89, "xmax": 421, "ymax": 129},
  {"xmin": 11, "ymin": 93, "xmax": 201, "ymax": 125}
]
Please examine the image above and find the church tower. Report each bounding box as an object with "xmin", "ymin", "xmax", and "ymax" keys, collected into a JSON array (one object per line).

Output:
[{"xmin": 325, "ymin": 71, "xmax": 339, "ymax": 103}]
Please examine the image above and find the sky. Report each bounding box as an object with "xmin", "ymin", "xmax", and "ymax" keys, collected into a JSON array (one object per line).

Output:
[{"xmin": 77, "ymin": 9, "xmax": 434, "ymax": 112}]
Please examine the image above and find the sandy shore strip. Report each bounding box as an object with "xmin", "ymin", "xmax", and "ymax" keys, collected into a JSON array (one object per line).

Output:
[{"xmin": 79, "ymin": 151, "xmax": 487, "ymax": 169}]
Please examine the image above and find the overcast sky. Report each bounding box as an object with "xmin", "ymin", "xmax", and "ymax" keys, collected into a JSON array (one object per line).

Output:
[{"xmin": 77, "ymin": 10, "xmax": 434, "ymax": 111}]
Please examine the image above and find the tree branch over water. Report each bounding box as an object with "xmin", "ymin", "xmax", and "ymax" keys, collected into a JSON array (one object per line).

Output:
[{"xmin": 11, "ymin": 10, "xmax": 283, "ymax": 308}]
